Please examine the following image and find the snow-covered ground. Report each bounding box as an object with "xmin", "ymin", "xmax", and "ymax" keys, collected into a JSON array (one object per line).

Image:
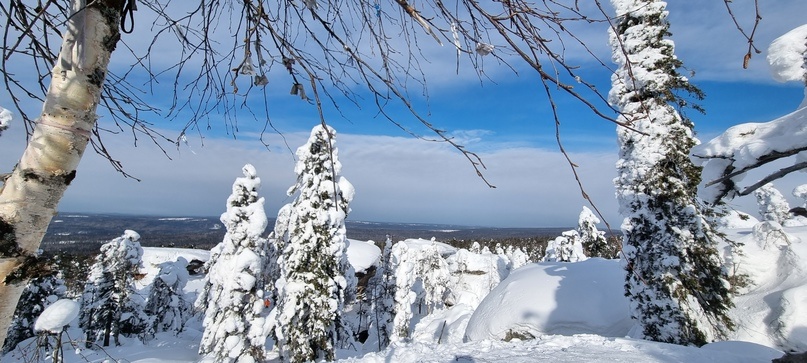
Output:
[{"xmin": 4, "ymin": 216, "xmax": 807, "ymax": 362}]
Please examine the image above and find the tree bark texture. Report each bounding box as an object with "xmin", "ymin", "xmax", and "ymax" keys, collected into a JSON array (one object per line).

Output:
[{"xmin": 0, "ymin": 0, "xmax": 124, "ymax": 346}]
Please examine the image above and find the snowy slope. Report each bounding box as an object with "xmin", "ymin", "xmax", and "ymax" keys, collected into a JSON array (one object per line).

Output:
[
  {"xmin": 343, "ymin": 335, "xmax": 783, "ymax": 363},
  {"xmin": 8, "ymin": 221, "xmax": 807, "ymax": 362}
]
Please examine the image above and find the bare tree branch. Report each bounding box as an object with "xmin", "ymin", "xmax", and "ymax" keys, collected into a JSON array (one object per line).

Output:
[
  {"xmin": 722, "ymin": 0, "xmax": 762, "ymax": 69},
  {"xmin": 737, "ymin": 161, "xmax": 807, "ymax": 197}
]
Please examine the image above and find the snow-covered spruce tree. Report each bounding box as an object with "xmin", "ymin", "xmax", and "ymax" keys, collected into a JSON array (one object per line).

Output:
[
  {"xmin": 390, "ymin": 242, "xmax": 417, "ymax": 341},
  {"xmin": 577, "ymin": 206, "xmax": 614, "ymax": 258},
  {"xmin": 79, "ymin": 230, "xmax": 146, "ymax": 347},
  {"xmin": 272, "ymin": 125, "xmax": 356, "ymax": 363},
  {"xmin": 754, "ymin": 183, "xmax": 791, "ymax": 224},
  {"xmin": 144, "ymin": 258, "xmax": 190, "ymax": 335},
  {"xmin": 369, "ymin": 235, "xmax": 395, "ymax": 349},
  {"xmin": 3, "ymin": 273, "xmax": 66, "ymax": 353},
  {"xmin": 609, "ymin": 0, "xmax": 733, "ymax": 345},
  {"xmin": 196, "ymin": 164, "xmax": 270, "ymax": 362}
]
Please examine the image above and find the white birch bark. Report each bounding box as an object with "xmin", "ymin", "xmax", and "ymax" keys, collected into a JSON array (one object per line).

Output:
[{"xmin": 0, "ymin": 0, "xmax": 123, "ymax": 345}]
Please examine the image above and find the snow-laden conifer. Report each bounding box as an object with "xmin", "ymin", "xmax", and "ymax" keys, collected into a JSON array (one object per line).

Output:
[
  {"xmin": 145, "ymin": 258, "xmax": 190, "ymax": 335},
  {"xmin": 196, "ymin": 164, "xmax": 271, "ymax": 363},
  {"xmin": 3, "ymin": 273, "xmax": 66, "ymax": 353},
  {"xmin": 272, "ymin": 125, "xmax": 356, "ymax": 363},
  {"xmin": 609, "ymin": 0, "xmax": 733, "ymax": 345},
  {"xmin": 79, "ymin": 230, "xmax": 146, "ymax": 347},
  {"xmin": 369, "ymin": 235, "xmax": 395, "ymax": 349},
  {"xmin": 754, "ymin": 183, "xmax": 791, "ymax": 224},
  {"xmin": 390, "ymin": 242, "xmax": 417, "ymax": 341},
  {"xmin": 577, "ymin": 207, "xmax": 614, "ymax": 258},
  {"xmin": 543, "ymin": 230, "xmax": 587, "ymax": 263}
]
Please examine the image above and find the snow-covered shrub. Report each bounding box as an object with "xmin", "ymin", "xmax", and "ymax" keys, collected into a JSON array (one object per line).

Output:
[
  {"xmin": 3, "ymin": 273, "xmax": 66, "ymax": 353},
  {"xmin": 543, "ymin": 230, "xmax": 586, "ymax": 263},
  {"xmin": 33, "ymin": 299, "xmax": 79, "ymax": 363},
  {"xmin": 752, "ymin": 221, "xmax": 793, "ymax": 249},
  {"xmin": 196, "ymin": 164, "xmax": 271, "ymax": 362},
  {"xmin": 79, "ymin": 230, "xmax": 146, "ymax": 347},
  {"xmin": 419, "ymin": 244, "xmax": 450, "ymax": 314},
  {"xmin": 755, "ymin": 183, "xmax": 791, "ymax": 224},
  {"xmin": 272, "ymin": 125, "xmax": 356, "ymax": 363},
  {"xmin": 793, "ymin": 184, "xmax": 807, "ymax": 207},
  {"xmin": 145, "ymin": 258, "xmax": 191, "ymax": 335},
  {"xmin": 445, "ymin": 248, "xmax": 508, "ymax": 309},
  {"xmin": 504, "ymin": 245, "xmax": 530, "ymax": 270},
  {"xmin": 609, "ymin": 0, "xmax": 733, "ymax": 346},
  {"xmin": 388, "ymin": 239, "xmax": 458, "ymax": 340}
]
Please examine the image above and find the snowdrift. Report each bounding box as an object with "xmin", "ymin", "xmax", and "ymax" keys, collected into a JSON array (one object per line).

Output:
[{"xmin": 464, "ymin": 258, "xmax": 632, "ymax": 341}]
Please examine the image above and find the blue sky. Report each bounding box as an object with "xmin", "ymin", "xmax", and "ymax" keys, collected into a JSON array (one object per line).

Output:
[{"xmin": 1, "ymin": 1, "xmax": 807, "ymax": 228}]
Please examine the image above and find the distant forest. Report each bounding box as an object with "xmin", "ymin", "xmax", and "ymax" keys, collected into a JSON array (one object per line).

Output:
[{"xmin": 42, "ymin": 213, "xmax": 573, "ymax": 255}]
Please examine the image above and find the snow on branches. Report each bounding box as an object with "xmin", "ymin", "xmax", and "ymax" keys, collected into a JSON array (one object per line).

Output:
[
  {"xmin": 609, "ymin": 0, "xmax": 733, "ymax": 346},
  {"xmin": 197, "ymin": 164, "xmax": 271, "ymax": 363},
  {"xmin": 272, "ymin": 125, "xmax": 356, "ymax": 363},
  {"xmin": 79, "ymin": 230, "xmax": 147, "ymax": 347},
  {"xmin": 695, "ymin": 24, "xmax": 807, "ymax": 203}
]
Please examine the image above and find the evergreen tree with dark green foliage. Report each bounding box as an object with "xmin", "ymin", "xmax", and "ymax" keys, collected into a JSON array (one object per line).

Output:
[
  {"xmin": 2, "ymin": 273, "xmax": 66, "ymax": 353},
  {"xmin": 272, "ymin": 124, "xmax": 356, "ymax": 363},
  {"xmin": 79, "ymin": 230, "xmax": 147, "ymax": 347},
  {"xmin": 609, "ymin": 0, "xmax": 733, "ymax": 346}
]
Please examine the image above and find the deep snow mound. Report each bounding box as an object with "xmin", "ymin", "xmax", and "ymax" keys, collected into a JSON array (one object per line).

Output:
[
  {"xmin": 464, "ymin": 258, "xmax": 632, "ymax": 341},
  {"xmin": 346, "ymin": 239, "xmax": 381, "ymax": 273}
]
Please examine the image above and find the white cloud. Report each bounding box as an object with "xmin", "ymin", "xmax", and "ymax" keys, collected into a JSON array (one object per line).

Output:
[{"xmin": 1, "ymin": 124, "xmax": 623, "ymax": 227}]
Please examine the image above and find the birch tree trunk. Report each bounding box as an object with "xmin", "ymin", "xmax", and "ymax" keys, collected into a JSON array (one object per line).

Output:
[{"xmin": 0, "ymin": 0, "xmax": 124, "ymax": 345}]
